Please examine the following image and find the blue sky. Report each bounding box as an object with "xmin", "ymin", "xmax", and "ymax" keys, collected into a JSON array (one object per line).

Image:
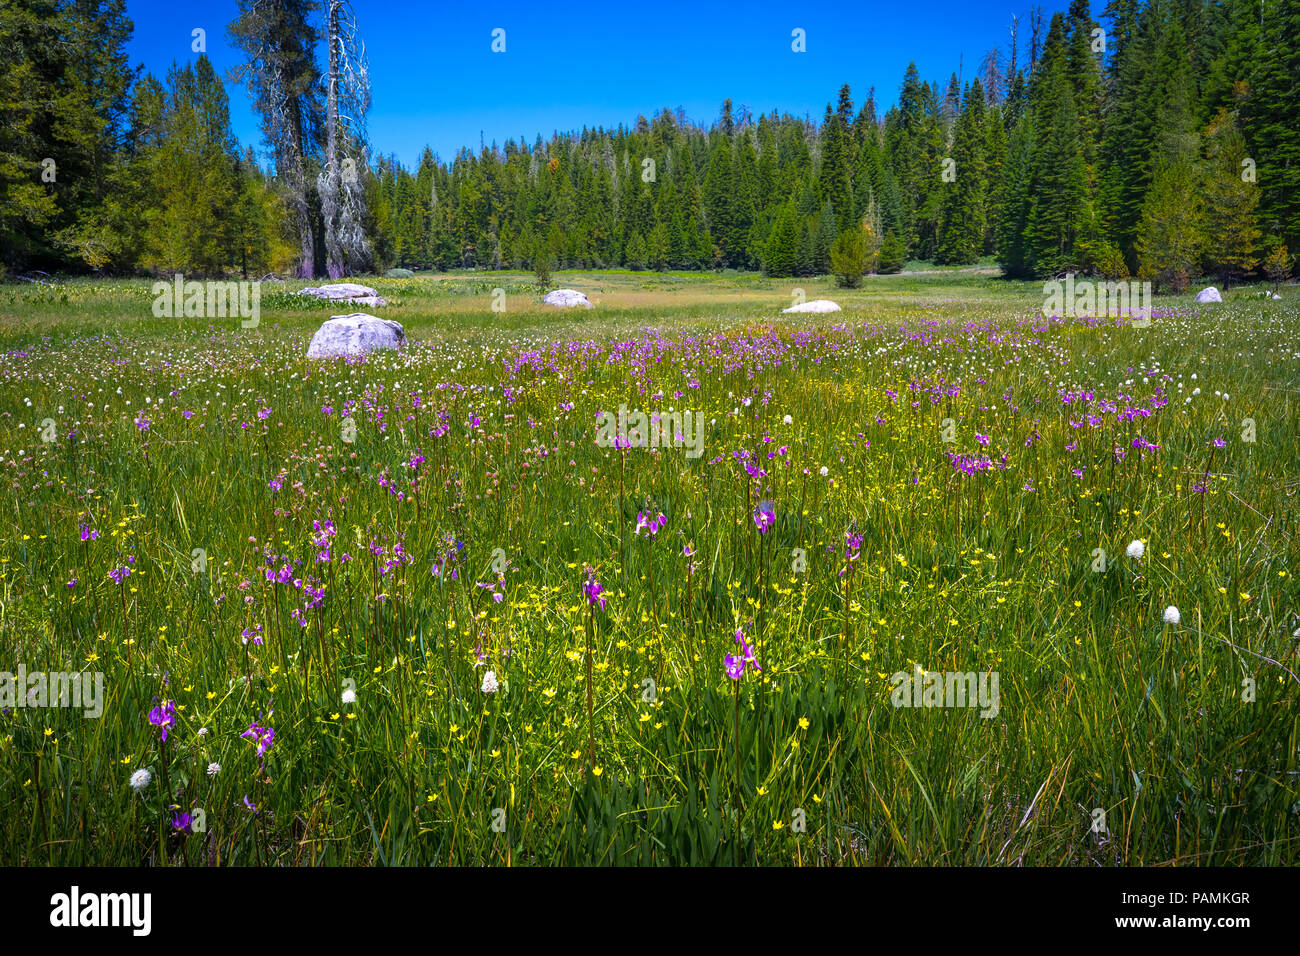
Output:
[{"xmin": 125, "ymin": 0, "xmax": 1090, "ymax": 168}]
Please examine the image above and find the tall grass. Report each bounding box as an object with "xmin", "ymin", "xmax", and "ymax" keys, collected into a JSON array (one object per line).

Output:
[{"xmin": 0, "ymin": 273, "xmax": 1296, "ymax": 864}]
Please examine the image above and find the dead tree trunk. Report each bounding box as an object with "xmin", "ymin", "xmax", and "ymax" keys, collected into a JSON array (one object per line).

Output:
[{"xmin": 323, "ymin": 0, "xmax": 343, "ymax": 278}]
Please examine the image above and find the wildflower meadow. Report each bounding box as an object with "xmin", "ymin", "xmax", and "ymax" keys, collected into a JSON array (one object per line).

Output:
[{"xmin": 1, "ymin": 271, "xmax": 1296, "ymax": 866}]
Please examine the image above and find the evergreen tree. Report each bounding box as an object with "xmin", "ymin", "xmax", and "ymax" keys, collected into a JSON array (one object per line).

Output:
[
  {"xmin": 996, "ymin": 114, "xmax": 1036, "ymax": 276},
  {"xmin": 1243, "ymin": 0, "xmax": 1300, "ymax": 248},
  {"xmin": 818, "ymin": 108, "xmax": 854, "ymax": 231},
  {"xmin": 624, "ymin": 232, "xmax": 647, "ymax": 270},
  {"xmin": 982, "ymin": 103, "xmax": 1008, "ymax": 255},
  {"xmin": 0, "ymin": 0, "xmax": 135, "ymax": 270},
  {"xmin": 702, "ymin": 139, "xmax": 735, "ymax": 265},
  {"xmin": 1065, "ymin": 0, "xmax": 1103, "ymax": 168},
  {"xmin": 830, "ymin": 226, "xmax": 868, "ymax": 286},
  {"xmin": 1098, "ymin": 0, "xmax": 1159, "ymax": 262},
  {"xmin": 1136, "ymin": 158, "xmax": 1203, "ymax": 291},
  {"xmin": 1201, "ymin": 107, "xmax": 1262, "ymax": 286},
  {"xmin": 1024, "ymin": 14, "xmax": 1092, "ymax": 274},
  {"xmin": 763, "ymin": 200, "xmax": 800, "ymax": 277},
  {"xmin": 878, "ymin": 232, "xmax": 907, "ymax": 273},
  {"xmin": 937, "ymin": 79, "xmax": 988, "ymax": 264},
  {"xmin": 812, "ymin": 201, "xmax": 838, "ymax": 274},
  {"xmin": 140, "ymin": 57, "xmax": 244, "ymax": 275}
]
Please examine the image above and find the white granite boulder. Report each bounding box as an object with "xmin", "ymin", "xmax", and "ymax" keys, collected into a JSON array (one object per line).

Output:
[
  {"xmin": 1193, "ymin": 286, "xmax": 1222, "ymax": 303},
  {"xmin": 782, "ymin": 299, "xmax": 842, "ymax": 314},
  {"xmin": 307, "ymin": 313, "xmax": 405, "ymax": 359},
  {"xmin": 297, "ymin": 282, "xmax": 388, "ymax": 307},
  {"xmin": 1257, "ymin": 290, "xmax": 1282, "ymax": 300},
  {"xmin": 543, "ymin": 289, "xmax": 592, "ymax": 308}
]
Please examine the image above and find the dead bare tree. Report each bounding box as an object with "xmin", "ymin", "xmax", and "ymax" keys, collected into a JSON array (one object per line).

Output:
[
  {"xmin": 319, "ymin": 0, "xmax": 372, "ymax": 278},
  {"xmin": 1006, "ymin": 13, "xmax": 1021, "ymax": 94},
  {"xmin": 981, "ymin": 46, "xmax": 1004, "ymax": 104},
  {"xmin": 1029, "ymin": 6, "xmax": 1045, "ymax": 67}
]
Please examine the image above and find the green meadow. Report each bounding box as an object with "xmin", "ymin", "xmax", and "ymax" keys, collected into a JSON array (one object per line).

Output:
[{"xmin": 0, "ymin": 270, "xmax": 1296, "ymax": 865}]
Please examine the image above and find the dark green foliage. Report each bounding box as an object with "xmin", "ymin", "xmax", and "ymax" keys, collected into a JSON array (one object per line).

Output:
[
  {"xmin": 1242, "ymin": 0, "xmax": 1300, "ymax": 249},
  {"xmin": 763, "ymin": 200, "xmax": 800, "ymax": 277},
  {"xmin": 830, "ymin": 227, "xmax": 868, "ymax": 286},
  {"xmin": 936, "ymin": 79, "xmax": 988, "ymax": 265},
  {"xmin": 532, "ymin": 244, "xmax": 552, "ymax": 288},
  {"xmin": 2, "ymin": 0, "xmax": 1293, "ymax": 283},
  {"xmin": 812, "ymin": 202, "xmax": 838, "ymax": 274},
  {"xmin": 0, "ymin": 0, "xmax": 135, "ymax": 270},
  {"xmin": 878, "ymin": 232, "xmax": 907, "ymax": 273}
]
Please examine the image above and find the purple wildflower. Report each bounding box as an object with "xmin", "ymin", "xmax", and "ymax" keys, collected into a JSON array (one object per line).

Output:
[
  {"xmin": 240, "ymin": 721, "xmax": 275, "ymax": 759},
  {"xmin": 583, "ymin": 567, "xmax": 606, "ymax": 611},
  {"xmin": 148, "ymin": 699, "xmax": 177, "ymax": 742}
]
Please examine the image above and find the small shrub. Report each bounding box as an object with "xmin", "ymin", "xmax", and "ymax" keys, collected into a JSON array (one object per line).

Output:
[
  {"xmin": 830, "ymin": 228, "xmax": 867, "ymax": 288},
  {"xmin": 533, "ymin": 250, "xmax": 552, "ymax": 290},
  {"xmin": 1262, "ymin": 242, "xmax": 1293, "ymax": 290},
  {"xmin": 1079, "ymin": 240, "xmax": 1129, "ymax": 280}
]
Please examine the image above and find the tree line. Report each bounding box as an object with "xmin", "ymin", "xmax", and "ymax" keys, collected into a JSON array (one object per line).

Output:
[{"xmin": 2, "ymin": 0, "xmax": 1296, "ymax": 287}]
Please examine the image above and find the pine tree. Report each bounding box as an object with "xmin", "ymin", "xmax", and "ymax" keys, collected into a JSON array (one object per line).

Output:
[
  {"xmin": 830, "ymin": 227, "xmax": 868, "ymax": 286},
  {"xmin": 878, "ymin": 232, "xmax": 907, "ymax": 273},
  {"xmin": 138, "ymin": 57, "xmax": 244, "ymax": 275},
  {"xmin": 996, "ymin": 114, "xmax": 1036, "ymax": 276},
  {"xmin": 818, "ymin": 109, "xmax": 854, "ymax": 231},
  {"xmin": 763, "ymin": 200, "xmax": 800, "ymax": 277},
  {"xmin": 982, "ymin": 103, "xmax": 1008, "ymax": 255},
  {"xmin": 1136, "ymin": 158, "xmax": 1203, "ymax": 291},
  {"xmin": 1201, "ymin": 107, "xmax": 1262, "ymax": 286},
  {"xmin": 1098, "ymin": 0, "xmax": 1158, "ymax": 263},
  {"xmin": 624, "ymin": 232, "xmax": 647, "ymax": 270},
  {"xmin": 1024, "ymin": 14, "xmax": 1092, "ymax": 274},
  {"xmin": 0, "ymin": 0, "xmax": 134, "ymax": 270},
  {"xmin": 937, "ymin": 79, "xmax": 988, "ymax": 264},
  {"xmin": 1244, "ymin": 0, "xmax": 1300, "ymax": 248},
  {"xmin": 1065, "ymin": 0, "xmax": 1103, "ymax": 168},
  {"xmin": 1261, "ymin": 241, "xmax": 1293, "ymax": 289},
  {"xmin": 812, "ymin": 201, "xmax": 838, "ymax": 274},
  {"xmin": 702, "ymin": 139, "xmax": 735, "ymax": 265}
]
